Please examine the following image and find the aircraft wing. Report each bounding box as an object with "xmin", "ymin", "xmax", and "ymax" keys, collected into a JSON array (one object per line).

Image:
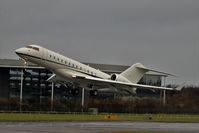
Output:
[{"xmin": 72, "ymin": 74, "xmax": 184, "ymax": 91}]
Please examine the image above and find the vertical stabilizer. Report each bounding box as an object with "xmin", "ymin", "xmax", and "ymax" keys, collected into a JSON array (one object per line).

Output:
[{"xmin": 120, "ymin": 63, "xmax": 148, "ymax": 83}]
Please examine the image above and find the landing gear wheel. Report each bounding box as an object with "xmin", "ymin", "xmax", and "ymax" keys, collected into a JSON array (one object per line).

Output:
[
  {"xmin": 74, "ymin": 89, "xmax": 79, "ymax": 95},
  {"xmin": 90, "ymin": 90, "xmax": 98, "ymax": 96},
  {"xmin": 69, "ymin": 89, "xmax": 79, "ymax": 96}
]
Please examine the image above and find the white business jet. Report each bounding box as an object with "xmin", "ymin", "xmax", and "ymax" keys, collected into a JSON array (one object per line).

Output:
[{"xmin": 15, "ymin": 44, "xmax": 183, "ymax": 96}]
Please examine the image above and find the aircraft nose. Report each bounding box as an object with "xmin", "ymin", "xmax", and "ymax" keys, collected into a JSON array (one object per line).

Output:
[
  {"xmin": 15, "ymin": 47, "xmax": 28, "ymax": 56},
  {"xmin": 15, "ymin": 48, "xmax": 24, "ymax": 54}
]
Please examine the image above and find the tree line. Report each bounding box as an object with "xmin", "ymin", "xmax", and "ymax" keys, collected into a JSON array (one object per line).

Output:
[{"xmin": 0, "ymin": 86, "xmax": 199, "ymax": 114}]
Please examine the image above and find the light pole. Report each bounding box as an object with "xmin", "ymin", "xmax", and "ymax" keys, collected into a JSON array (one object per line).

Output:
[
  {"xmin": 163, "ymin": 76, "xmax": 166, "ymax": 106},
  {"xmin": 81, "ymin": 88, "xmax": 85, "ymax": 112},
  {"xmin": 20, "ymin": 68, "xmax": 23, "ymax": 112},
  {"xmin": 51, "ymin": 82, "xmax": 54, "ymax": 112}
]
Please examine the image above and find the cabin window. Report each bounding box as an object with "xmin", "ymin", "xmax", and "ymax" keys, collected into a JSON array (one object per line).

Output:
[
  {"xmin": 57, "ymin": 58, "xmax": 59, "ymax": 61},
  {"xmin": 69, "ymin": 62, "xmax": 70, "ymax": 66},
  {"xmin": 50, "ymin": 55, "xmax": 52, "ymax": 58},
  {"xmin": 72, "ymin": 64, "xmax": 74, "ymax": 67},
  {"xmin": 87, "ymin": 70, "xmax": 89, "ymax": 73},
  {"xmin": 91, "ymin": 72, "xmax": 93, "ymax": 75},
  {"xmin": 80, "ymin": 67, "xmax": 82, "ymax": 70},
  {"xmin": 65, "ymin": 61, "xmax": 67, "ymax": 64},
  {"xmin": 54, "ymin": 56, "xmax": 55, "ymax": 59},
  {"xmin": 61, "ymin": 59, "xmax": 63, "ymax": 62}
]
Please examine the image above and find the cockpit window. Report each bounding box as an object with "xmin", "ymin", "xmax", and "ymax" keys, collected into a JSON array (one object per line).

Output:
[
  {"xmin": 26, "ymin": 46, "xmax": 32, "ymax": 49},
  {"xmin": 32, "ymin": 47, "xmax": 39, "ymax": 51},
  {"xmin": 26, "ymin": 45, "xmax": 39, "ymax": 51}
]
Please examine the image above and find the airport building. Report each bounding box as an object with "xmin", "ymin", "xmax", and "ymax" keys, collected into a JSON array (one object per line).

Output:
[{"xmin": 0, "ymin": 59, "xmax": 166, "ymax": 111}]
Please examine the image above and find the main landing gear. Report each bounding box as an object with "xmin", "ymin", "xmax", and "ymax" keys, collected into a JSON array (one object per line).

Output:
[
  {"xmin": 68, "ymin": 88, "xmax": 80, "ymax": 96},
  {"xmin": 88, "ymin": 84, "xmax": 98, "ymax": 96},
  {"xmin": 90, "ymin": 90, "xmax": 98, "ymax": 96}
]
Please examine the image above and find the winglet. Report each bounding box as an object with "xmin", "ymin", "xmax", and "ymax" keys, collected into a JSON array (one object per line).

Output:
[
  {"xmin": 174, "ymin": 82, "xmax": 185, "ymax": 91},
  {"xmin": 47, "ymin": 74, "xmax": 56, "ymax": 82}
]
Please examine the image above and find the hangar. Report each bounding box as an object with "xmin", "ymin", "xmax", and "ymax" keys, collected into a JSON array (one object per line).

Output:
[{"xmin": 0, "ymin": 59, "xmax": 166, "ymax": 111}]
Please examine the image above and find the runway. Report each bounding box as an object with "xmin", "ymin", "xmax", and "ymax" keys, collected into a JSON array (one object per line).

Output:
[{"xmin": 0, "ymin": 122, "xmax": 199, "ymax": 133}]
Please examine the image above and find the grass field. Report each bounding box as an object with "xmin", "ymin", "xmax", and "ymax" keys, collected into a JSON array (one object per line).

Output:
[
  {"xmin": 0, "ymin": 113, "xmax": 199, "ymax": 122},
  {"xmin": 109, "ymin": 131, "xmax": 177, "ymax": 133},
  {"xmin": 108, "ymin": 131, "xmax": 177, "ymax": 133}
]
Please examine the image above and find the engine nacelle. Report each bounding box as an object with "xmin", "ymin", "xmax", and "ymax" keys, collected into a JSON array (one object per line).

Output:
[{"xmin": 110, "ymin": 74, "xmax": 130, "ymax": 82}]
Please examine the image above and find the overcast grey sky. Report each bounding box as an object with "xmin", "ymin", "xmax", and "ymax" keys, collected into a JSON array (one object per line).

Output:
[{"xmin": 0, "ymin": 0, "xmax": 198, "ymax": 85}]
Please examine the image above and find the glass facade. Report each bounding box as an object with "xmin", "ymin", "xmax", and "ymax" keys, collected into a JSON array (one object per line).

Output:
[
  {"xmin": 5, "ymin": 67, "xmax": 84, "ymax": 111},
  {"xmin": 0, "ymin": 64, "xmax": 163, "ymax": 111},
  {"xmin": 139, "ymin": 75, "xmax": 162, "ymax": 86},
  {"xmin": 9, "ymin": 68, "xmax": 49, "ymax": 110}
]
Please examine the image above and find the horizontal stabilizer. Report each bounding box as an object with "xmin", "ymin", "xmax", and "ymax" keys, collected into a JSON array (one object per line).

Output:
[{"xmin": 136, "ymin": 65, "xmax": 176, "ymax": 77}]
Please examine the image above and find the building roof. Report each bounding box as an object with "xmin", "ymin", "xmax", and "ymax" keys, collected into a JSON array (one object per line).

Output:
[{"xmin": 0, "ymin": 59, "xmax": 43, "ymax": 69}]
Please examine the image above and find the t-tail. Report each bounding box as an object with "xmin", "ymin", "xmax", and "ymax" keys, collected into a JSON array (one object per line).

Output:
[
  {"xmin": 120, "ymin": 63, "xmax": 148, "ymax": 83},
  {"xmin": 120, "ymin": 63, "xmax": 175, "ymax": 84}
]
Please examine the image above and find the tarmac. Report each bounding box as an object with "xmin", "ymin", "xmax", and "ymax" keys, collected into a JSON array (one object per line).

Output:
[{"xmin": 0, "ymin": 122, "xmax": 199, "ymax": 133}]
